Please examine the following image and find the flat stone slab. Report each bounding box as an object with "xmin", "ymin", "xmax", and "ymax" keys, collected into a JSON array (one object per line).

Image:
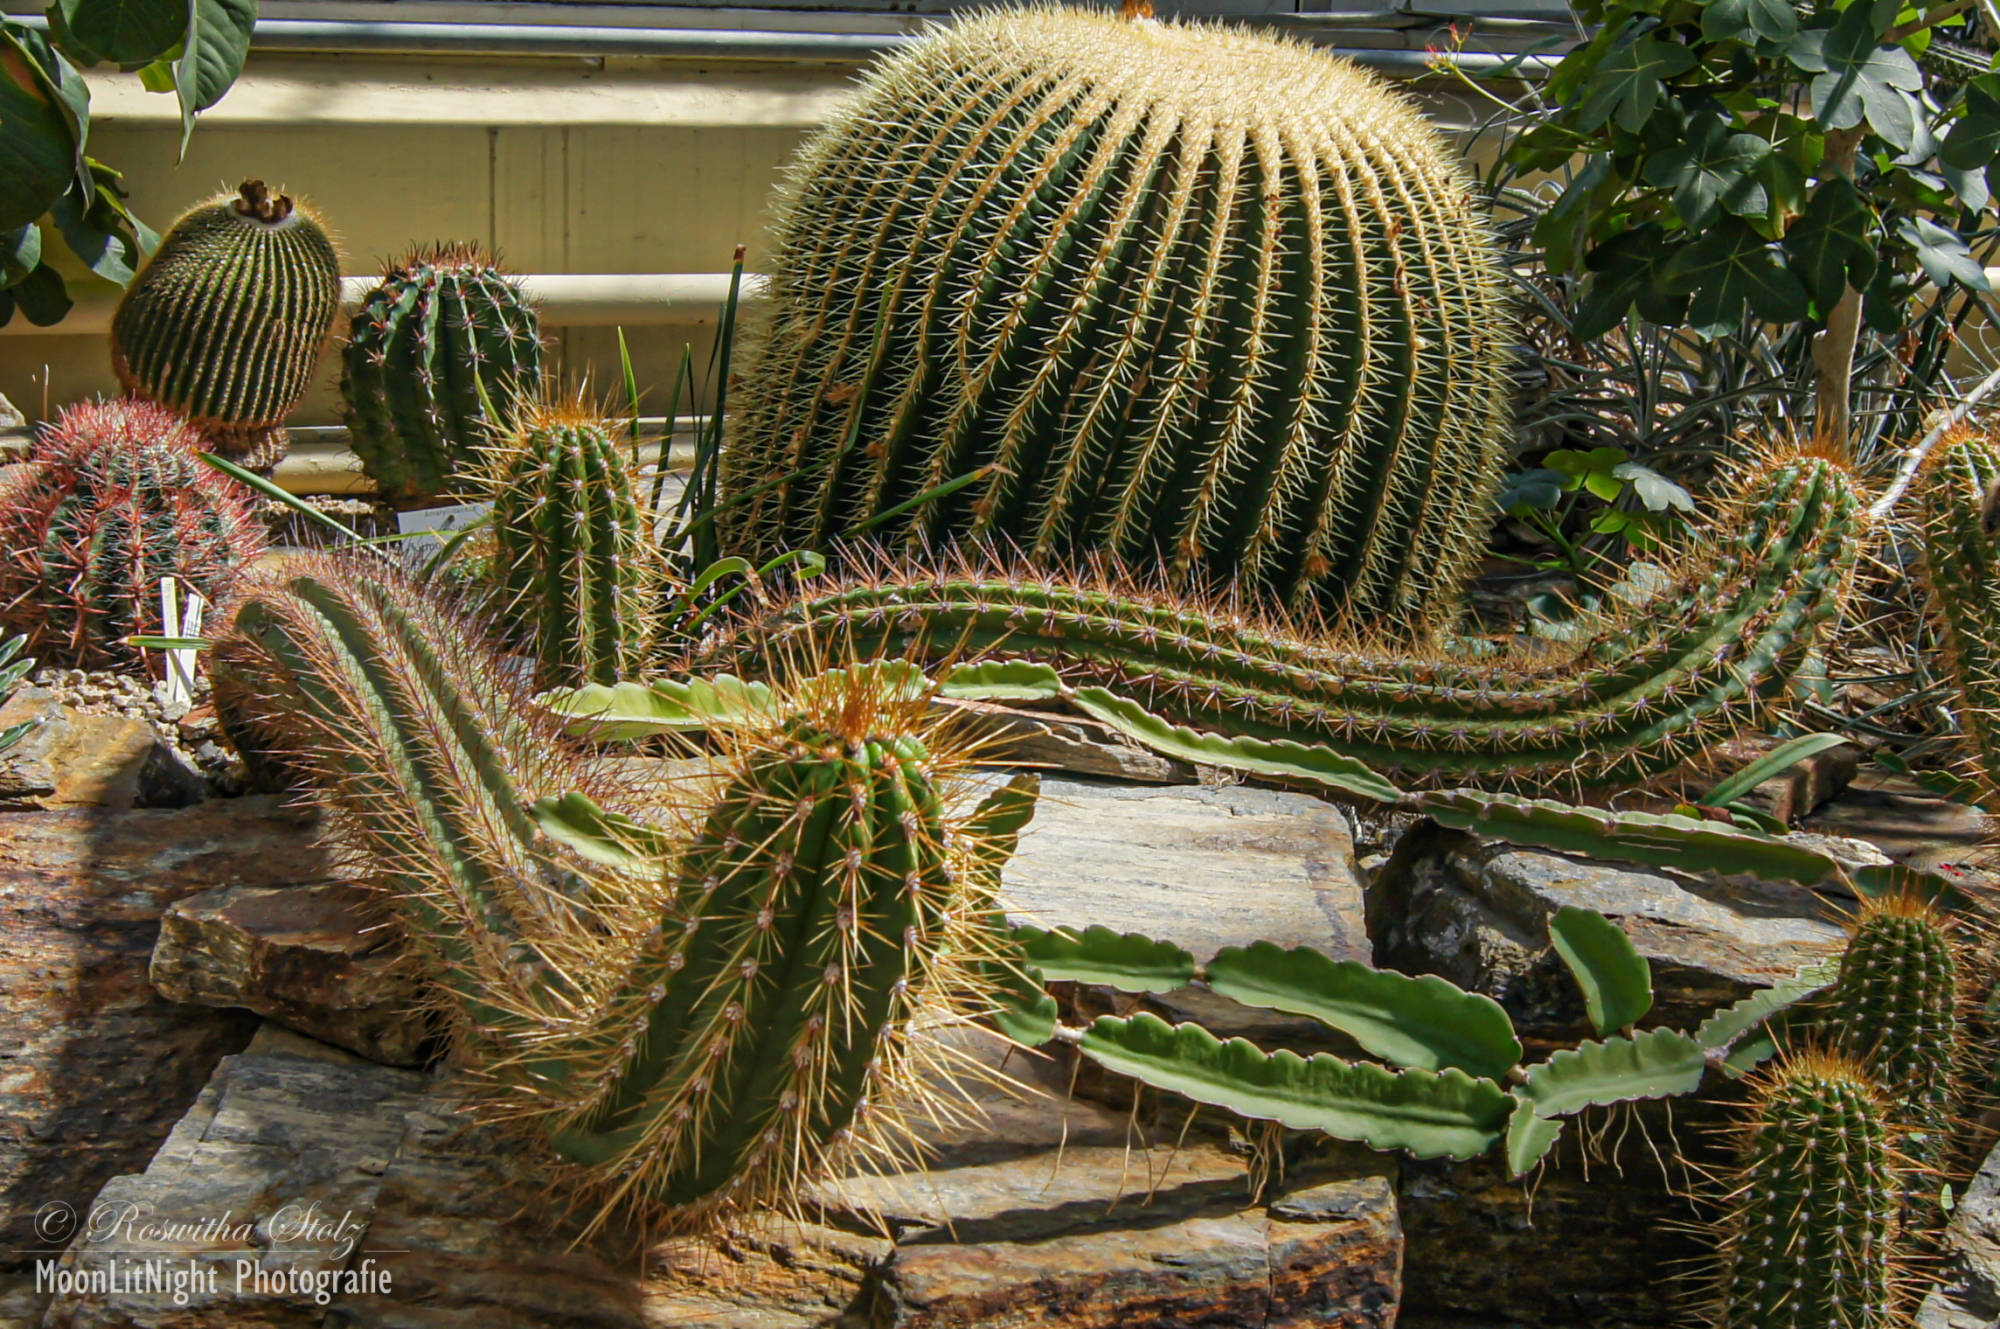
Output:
[
  {"xmin": 1920, "ymin": 1134, "xmax": 2000, "ymax": 1328},
  {"xmin": 37, "ymin": 1027, "xmax": 1401, "ymax": 1328}
]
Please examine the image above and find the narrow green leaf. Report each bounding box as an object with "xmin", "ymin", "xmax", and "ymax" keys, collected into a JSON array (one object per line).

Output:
[
  {"xmin": 1078, "ymin": 1014, "xmax": 1511, "ymax": 1161},
  {"xmin": 1696, "ymin": 963, "xmax": 1837, "ymax": 1053},
  {"xmin": 529, "ymin": 791, "xmax": 674, "ymax": 872},
  {"xmin": 0, "ymin": 27, "xmax": 84, "ymax": 231},
  {"xmin": 175, "ymin": 0, "xmax": 253, "ymax": 155},
  {"xmin": 939, "ymin": 659, "xmax": 1067, "ymax": 702},
  {"xmin": 1205, "ymin": 941, "xmax": 1523, "ymax": 1080},
  {"xmin": 542, "ymin": 675, "xmax": 776, "ymax": 737},
  {"xmin": 1070, "ymin": 688, "xmax": 1402, "ymax": 804},
  {"xmin": 1519, "ymin": 1028, "xmax": 1708, "ymax": 1118},
  {"xmin": 1010, "ymin": 924, "xmax": 1197, "ymax": 994},
  {"xmin": 1549, "ymin": 906, "xmax": 1652, "ymax": 1035},
  {"xmin": 1700, "ymin": 732, "xmax": 1851, "ymax": 809}
]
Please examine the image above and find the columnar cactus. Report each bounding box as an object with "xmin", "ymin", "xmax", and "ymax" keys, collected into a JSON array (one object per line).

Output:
[
  {"xmin": 703, "ymin": 446, "xmax": 1866, "ymax": 791},
  {"xmin": 342, "ymin": 244, "xmax": 543, "ymax": 503},
  {"xmin": 214, "ymin": 556, "xmax": 1019, "ymax": 1228},
  {"xmin": 0, "ymin": 399, "xmax": 266, "ymax": 669},
  {"xmin": 721, "ymin": 6, "xmax": 1514, "ymax": 626},
  {"xmin": 1917, "ymin": 425, "xmax": 2000, "ymax": 808},
  {"xmin": 1710, "ymin": 1053, "xmax": 1904, "ymax": 1329},
  {"xmin": 479, "ymin": 401, "xmax": 653, "ymax": 687},
  {"xmin": 111, "ymin": 180, "xmax": 342, "ymax": 470}
]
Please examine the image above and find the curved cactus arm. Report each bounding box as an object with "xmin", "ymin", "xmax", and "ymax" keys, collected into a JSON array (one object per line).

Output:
[
  {"xmin": 1695, "ymin": 963, "xmax": 1838, "ymax": 1059},
  {"xmin": 1548, "ymin": 906, "xmax": 1653, "ymax": 1037},
  {"xmin": 1069, "ymin": 688, "xmax": 1405, "ymax": 803},
  {"xmin": 1918, "ymin": 427, "xmax": 2000, "ymax": 809},
  {"xmin": 939, "ymin": 660, "xmax": 1068, "ymax": 702},
  {"xmin": 1073, "ymin": 1013, "xmax": 1512, "ymax": 1161},
  {"xmin": 1517, "ymin": 1028, "xmax": 1709, "ymax": 1119},
  {"xmin": 1415, "ymin": 790, "xmax": 1847, "ymax": 887},
  {"xmin": 1505, "ymin": 1097, "xmax": 1565, "ymax": 1177},
  {"xmin": 1013, "ymin": 924, "xmax": 1200, "ymax": 994},
  {"xmin": 1203, "ymin": 941, "xmax": 1523, "ymax": 1080}
]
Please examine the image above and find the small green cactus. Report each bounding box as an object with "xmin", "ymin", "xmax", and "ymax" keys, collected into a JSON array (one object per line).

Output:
[
  {"xmin": 111, "ymin": 180, "xmax": 342, "ymax": 470},
  {"xmin": 1917, "ymin": 424, "xmax": 2000, "ymax": 809},
  {"xmin": 0, "ymin": 398, "xmax": 266, "ymax": 669},
  {"xmin": 479, "ymin": 398, "xmax": 654, "ymax": 688},
  {"xmin": 1709, "ymin": 1052, "xmax": 1905, "ymax": 1329},
  {"xmin": 721, "ymin": 6, "xmax": 1514, "ymax": 626},
  {"xmin": 342, "ymin": 244, "xmax": 542, "ymax": 504}
]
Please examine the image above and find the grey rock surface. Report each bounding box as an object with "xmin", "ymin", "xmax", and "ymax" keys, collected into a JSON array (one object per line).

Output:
[{"xmin": 1919, "ymin": 1135, "xmax": 2000, "ymax": 1329}]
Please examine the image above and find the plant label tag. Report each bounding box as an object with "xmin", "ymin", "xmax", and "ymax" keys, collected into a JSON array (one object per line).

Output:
[{"xmin": 396, "ymin": 502, "xmax": 492, "ymax": 567}]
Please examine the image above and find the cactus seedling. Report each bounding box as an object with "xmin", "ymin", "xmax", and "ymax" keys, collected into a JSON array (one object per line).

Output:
[
  {"xmin": 0, "ymin": 398, "xmax": 266, "ymax": 669},
  {"xmin": 721, "ymin": 6, "xmax": 1514, "ymax": 626},
  {"xmin": 342, "ymin": 244, "xmax": 543, "ymax": 504},
  {"xmin": 111, "ymin": 180, "xmax": 342, "ymax": 470}
]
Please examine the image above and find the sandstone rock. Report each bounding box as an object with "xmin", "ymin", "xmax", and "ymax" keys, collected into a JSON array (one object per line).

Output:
[
  {"xmin": 40, "ymin": 1026, "xmax": 1401, "ymax": 1329},
  {"xmin": 1805, "ymin": 768, "xmax": 1995, "ymax": 874},
  {"xmin": 151, "ymin": 884, "xmax": 431, "ymax": 1066},
  {"xmin": 0, "ymin": 689, "xmax": 204, "ymax": 810},
  {"xmin": 940, "ymin": 698, "xmax": 1192, "ymax": 783},
  {"xmin": 0, "ymin": 797, "xmax": 330, "ymax": 1267},
  {"xmin": 1701, "ymin": 735, "xmax": 1860, "ymax": 824},
  {"xmin": 1368, "ymin": 822, "xmax": 1846, "ymax": 1037}
]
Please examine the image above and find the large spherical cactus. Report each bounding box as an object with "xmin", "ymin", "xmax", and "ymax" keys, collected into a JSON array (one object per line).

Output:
[
  {"xmin": 480, "ymin": 400, "xmax": 653, "ymax": 687},
  {"xmin": 720, "ymin": 6, "xmax": 1514, "ymax": 626},
  {"xmin": 341, "ymin": 244, "xmax": 543, "ymax": 504},
  {"xmin": 1711, "ymin": 1052, "xmax": 1905, "ymax": 1329},
  {"xmin": 111, "ymin": 180, "xmax": 342, "ymax": 470},
  {"xmin": 0, "ymin": 398, "xmax": 267, "ymax": 669}
]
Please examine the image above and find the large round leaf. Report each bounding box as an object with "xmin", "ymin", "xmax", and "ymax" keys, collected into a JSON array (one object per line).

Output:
[
  {"xmin": 0, "ymin": 28, "xmax": 81, "ymax": 232},
  {"xmin": 51, "ymin": 0, "xmax": 186, "ymax": 67}
]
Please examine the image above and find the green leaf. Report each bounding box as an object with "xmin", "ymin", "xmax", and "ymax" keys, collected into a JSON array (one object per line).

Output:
[
  {"xmin": 49, "ymin": 165, "xmax": 144, "ymax": 285},
  {"xmin": 1897, "ymin": 216, "xmax": 1991, "ymax": 292},
  {"xmin": 1665, "ymin": 218, "xmax": 1809, "ymax": 336},
  {"xmin": 175, "ymin": 0, "xmax": 253, "ymax": 155},
  {"xmin": 1943, "ymin": 80, "xmax": 2000, "ymax": 171},
  {"xmin": 1010, "ymin": 924, "xmax": 1197, "ymax": 994},
  {"xmin": 1701, "ymin": 0, "xmax": 1798, "ymax": 44},
  {"xmin": 8, "ymin": 260, "xmax": 70, "ymax": 324},
  {"xmin": 1791, "ymin": 10, "xmax": 1923, "ymax": 147},
  {"xmin": 1518, "ymin": 1028, "xmax": 1709, "ymax": 1118},
  {"xmin": 529, "ymin": 791, "xmax": 674, "ymax": 872},
  {"xmin": 939, "ymin": 659, "xmax": 1067, "ymax": 702},
  {"xmin": 1504, "ymin": 1095, "xmax": 1565, "ymax": 1176},
  {"xmin": 1614, "ymin": 461, "xmax": 1694, "ymax": 512},
  {"xmin": 1784, "ymin": 178, "xmax": 1878, "ymax": 310},
  {"xmin": 1549, "ymin": 906, "xmax": 1652, "ymax": 1035},
  {"xmin": 1573, "ymin": 33, "xmax": 1699, "ymax": 133},
  {"xmin": 991, "ymin": 979, "xmax": 1060, "ymax": 1047},
  {"xmin": 1575, "ymin": 224, "xmax": 1686, "ymax": 340},
  {"xmin": 1500, "ymin": 468, "xmax": 1567, "ymax": 514},
  {"xmin": 963, "ymin": 772, "xmax": 1039, "ymax": 891},
  {"xmin": 1205, "ymin": 942, "xmax": 1523, "ymax": 1080},
  {"xmin": 51, "ymin": 0, "xmax": 186, "ymax": 66},
  {"xmin": 1078, "ymin": 1013, "xmax": 1512, "ymax": 1161},
  {"xmin": 543, "ymin": 676, "xmax": 778, "ymax": 737},
  {"xmin": 0, "ymin": 221, "xmax": 40, "ymax": 282},
  {"xmin": 1695, "ymin": 963, "xmax": 1837, "ymax": 1053},
  {"xmin": 0, "ymin": 26, "xmax": 84, "ymax": 231},
  {"xmin": 1699, "ymin": 732, "xmax": 1851, "ymax": 810},
  {"xmin": 1069, "ymin": 688, "xmax": 1402, "ymax": 804},
  {"xmin": 1642, "ymin": 122, "xmax": 1773, "ymax": 229}
]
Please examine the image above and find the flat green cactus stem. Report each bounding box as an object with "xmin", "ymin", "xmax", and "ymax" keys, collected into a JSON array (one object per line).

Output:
[
  {"xmin": 1918, "ymin": 425, "xmax": 2000, "ymax": 809},
  {"xmin": 705, "ymin": 447, "xmax": 1866, "ymax": 791},
  {"xmin": 111, "ymin": 180, "xmax": 341, "ymax": 469},
  {"xmin": 1710, "ymin": 1052, "xmax": 1904, "ymax": 1329},
  {"xmin": 342, "ymin": 243, "xmax": 543, "ymax": 503},
  {"xmin": 214, "ymin": 557, "xmax": 1021, "ymax": 1230},
  {"xmin": 721, "ymin": 6, "xmax": 1514, "ymax": 627},
  {"xmin": 481, "ymin": 399, "xmax": 654, "ymax": 688}
]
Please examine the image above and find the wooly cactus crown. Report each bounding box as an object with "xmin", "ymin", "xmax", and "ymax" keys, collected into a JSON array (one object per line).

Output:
[{"xmin": 721, "ymin": 6, "xmax": 1514, "ymax": 626}]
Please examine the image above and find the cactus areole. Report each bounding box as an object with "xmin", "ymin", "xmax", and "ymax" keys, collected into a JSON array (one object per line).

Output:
[
  {"xmin": 111, "ymin": 180, "xmax": 341, "ymax": 470},
  {"xmin": 722, "ymin": 6, "xmax": 1514, "ymax": 626}
]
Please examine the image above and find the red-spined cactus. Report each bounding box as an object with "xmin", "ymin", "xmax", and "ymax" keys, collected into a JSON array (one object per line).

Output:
[{"xmin": 0, "ymin": 398, "xmax": 267, "ymax": 670}]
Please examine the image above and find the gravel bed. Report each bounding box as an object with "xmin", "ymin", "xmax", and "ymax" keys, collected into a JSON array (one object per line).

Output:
[{"xmin": 28, "ymin": 666, "xmax": 250, "ymax": 796}]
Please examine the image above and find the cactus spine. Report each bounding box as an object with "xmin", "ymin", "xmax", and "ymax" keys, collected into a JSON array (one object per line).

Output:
[
  {"xmin": 0, "ymin": 398, "xmax": 266, "ymax": 669},
  {"xmin": 706, "ymin": 447, "xmax": 1865, "ymax": 791},
  {"xmin": 721, "ymin": 7, "xmax": 1513, "ymax": 626},
  {"xmin": 481, "ymin": 401, "xmax": 653, "ymax": 688},
  {"xmin": 342, "ymin": 244, "xmax": 543, "ymax": 503},
  {"xmin": 111, "ymin": 181, "xmax": 342, "ymax": 470},
  {"xmin": 1917, "ymin": 426, "xmax": 2000, "ymax": 808},
  {"xmin": 1710, "ymin": 1053, "xmax": 1904, "ymax": 1329},
  {"xmin": 214, "ymin": 557, "xmax": 1016, "ymax": 1227}
]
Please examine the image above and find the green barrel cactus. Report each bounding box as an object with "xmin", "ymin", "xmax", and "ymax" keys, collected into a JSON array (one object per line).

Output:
[
  {"xmin": 1918, "ymin": 425, "xmax": 2000, "ymax": 808},
  {"xmin": 0, "ymin": 398, "xmax": 267, "ymax": 669},
  {"xmin": 1710, "ymin": 1053, "xmax": 1904, "ymax": 1329},
  {"xmin": 702, "ymin": 445, "xmax": 1866, "ymax": 792},
  {"xmin": 342, "ymin": 243, "xmax": 543, "ymax": 503},
  {"xmin": 111, "ymin": 180, "xmax": 342, "ymax": 470},
  {"xmin": 213, "ymin": 555, "xmax": 1024, "ymax": 1228},
  {"xmin": 720, "ymin": 6, "xmax": 1514, "ymax": 626},
  {"xmin": 479, "ymin": 401, "xmax": 653, "ymax": 688}
]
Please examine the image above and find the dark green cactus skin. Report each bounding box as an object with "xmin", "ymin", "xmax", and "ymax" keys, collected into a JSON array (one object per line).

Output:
[
  {"xmin": 1825, "ymin": 893, "xmax": 1961, "ymax": 1200},
  {"xmin": 215, "ymin": 557, "xmax": 967, "ymax": 1220},
  {"xmin": 1918, "ymin": 427, "xmax": 2000, "ymax": 808},
  {"xmin": 0, "ymin": 398, "xmax": 266, "ymax": 669},
  {"xmin": 704, "ymin": 452, "xmax": 1863, "ymax": 790},
  {"xmin": 111, "ymin": 182, "xmax": 341, "ymax": 468},
  {"xmin": 1713, "ymin": 1055, "xmax": 1901, "ymax": 1329},
  {"xmin": 488, "ymin": 412, "xmax": 652, "ymax": 688},
  {"xmin": 720, "ymin": 7, "xmax": 1514, "ymax": 627},
  {"xmin": 342, "ymin": 245, "xmax": 542, "ymax": 503}
]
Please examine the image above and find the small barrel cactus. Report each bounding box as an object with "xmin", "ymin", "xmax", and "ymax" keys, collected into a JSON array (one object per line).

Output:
[
  {"xmin": 721, "ymin": 7, "xmax": 1513, "ymax": 626},
  {"xmin": 341, "ymin": 244, "xmax": 543, "ymax": 504},
  {"xmin": 0, "ymin": 398, "xmax": 267, "ymax": 669},
  {"xmin": 479, "ymin": 400, "xmax": 653, "ymax": 688},
  {"xmin": 111, "ymin": 180, "xmax": 342, "ymax": 470},
  {"xmin": 1709, "ymin": 1052, "xmax": 1906, "ymax": 1328}
]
